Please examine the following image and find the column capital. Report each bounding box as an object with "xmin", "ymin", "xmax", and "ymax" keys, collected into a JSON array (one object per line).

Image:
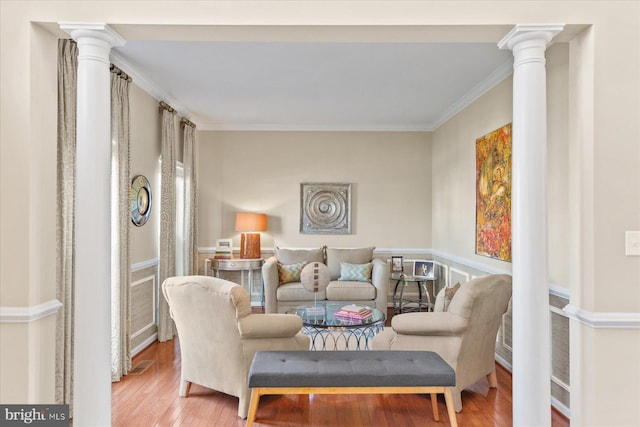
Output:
[
  {"xmin": 59, "ymin": 22, "xmax": 126, "ymax": 48},
  {"xmin": 497, "ymin": 24, "xmax": 564, "ymax": 51}
]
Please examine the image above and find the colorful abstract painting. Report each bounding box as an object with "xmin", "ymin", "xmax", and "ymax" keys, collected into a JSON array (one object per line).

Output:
[{"xmin": 476, "ymin": 123, "xmax": 512, "ymax": 262}]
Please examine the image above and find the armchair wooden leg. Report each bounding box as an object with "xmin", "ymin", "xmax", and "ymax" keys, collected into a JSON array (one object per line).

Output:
[
  {"xmin": 487, "ymin": 371, "xmax": 498, "ymax": 388},
  {"xmin": 179, "ymin": 380, "xmax": 192, "ymax": 397}
]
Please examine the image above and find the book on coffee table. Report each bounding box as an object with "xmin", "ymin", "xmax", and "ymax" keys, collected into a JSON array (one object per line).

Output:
[{"xmin": 334, "ymin": 305, "xmax": 373, "ymax": 320}]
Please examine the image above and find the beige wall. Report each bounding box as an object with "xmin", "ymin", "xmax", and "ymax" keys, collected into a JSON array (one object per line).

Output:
[
  {"xmin": 431, "ymin": 76, "xmax": 513, "ymax": 272},
  {"xmin": 129, "ymin": 83, "xmax": 161, "ymax": 264},
  {"xmin": 431, "ymin": 42, "xmax": 571, "ymax": 288},
  {"xmin": 198, "ymin": 131, "xmax": 432, "ymax": 250}
]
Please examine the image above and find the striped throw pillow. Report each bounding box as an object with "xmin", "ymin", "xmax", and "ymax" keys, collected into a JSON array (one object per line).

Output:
[
  {"xmin": 277, "ymin": 261, "xmax": 308, "ymax": 284},
  {"xmin": 338, "ymin": 262, "xmax": 372, "ymax": 282}
]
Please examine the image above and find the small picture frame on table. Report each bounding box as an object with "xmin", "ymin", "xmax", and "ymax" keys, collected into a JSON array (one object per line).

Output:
[
  {"xmin": 391, "ymin": 256, "xmax": 404, "ymax": 273},
  {"xmin": 215, "ymin": 238, "xmax": 233, "ymax": 259},
  {"xmin": 413, "ymin": 260, "xmax": 435, "ymax": 280}
]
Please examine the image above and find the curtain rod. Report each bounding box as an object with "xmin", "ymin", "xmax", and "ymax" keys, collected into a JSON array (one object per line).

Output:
[
  {"xmin": 180, "ymin": 118, "xmax": 196, "ymax": 129},
  {"xmin": 159, "ymin": 101, "xmax": 176, "ymax": 114},
  {"xmin": 109, "ymin": 64, "xmax": 131, "ymax": 82}
]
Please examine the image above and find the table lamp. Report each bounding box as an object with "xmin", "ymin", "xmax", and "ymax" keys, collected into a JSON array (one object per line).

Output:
[{"xmin": 235, "ymin": 212, "xmax": 267, "ymax": 259}]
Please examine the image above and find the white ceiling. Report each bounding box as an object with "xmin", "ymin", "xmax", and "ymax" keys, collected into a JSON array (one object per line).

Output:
[{"xmin": 112, "ymin": 40, "xmax": 514, "ymax": 131}]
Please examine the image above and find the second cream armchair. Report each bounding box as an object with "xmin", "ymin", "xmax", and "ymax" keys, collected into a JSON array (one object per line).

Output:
[{"xmin": 371, "ymin": 274, "xmax": 512, "ymax": 412}]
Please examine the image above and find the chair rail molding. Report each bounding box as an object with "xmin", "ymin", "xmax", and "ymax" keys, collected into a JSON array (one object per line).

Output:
[
  {"xmin": 132, "ymin": 258, "xmax": 159, "ymax": 272},
  {"xmin": 0, "ymin": 299, "xmax": 63, "ymax": 323},
  {"xmin": 564, "ymin": 304, "xmax": 640, "ymax": 329}
]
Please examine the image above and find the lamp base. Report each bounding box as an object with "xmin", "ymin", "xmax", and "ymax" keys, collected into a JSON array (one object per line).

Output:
[{"xmin": 240, "ymin": 233, "xmax": 261, "ymax": 259}]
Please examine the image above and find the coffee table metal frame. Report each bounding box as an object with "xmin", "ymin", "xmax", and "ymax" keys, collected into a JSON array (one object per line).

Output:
[{"xmin": 286, "ymin": 302, "xmax": 385, "ymax": 351}]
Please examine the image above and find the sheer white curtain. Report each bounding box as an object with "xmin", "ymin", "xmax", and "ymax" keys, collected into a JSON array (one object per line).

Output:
[
  {"xmin": 158, "ymin": 103, "xmax": 177, "ymax": 342},
  {"xmin": 110, "ymin": 65, "xmax": 132, "ymax": 381},
  {"xmin": 55, "ymin": 38, "xmax": 77, "ymax": 411},
  {"xmin": 182, "ymin": 120, "xmax": 198, "ymax": 275}
]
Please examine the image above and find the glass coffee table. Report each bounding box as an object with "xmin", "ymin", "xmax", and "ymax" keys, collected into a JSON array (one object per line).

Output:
[{"xmin": 286, "ymin": 301, "xmax": 385, "ymax": 351}]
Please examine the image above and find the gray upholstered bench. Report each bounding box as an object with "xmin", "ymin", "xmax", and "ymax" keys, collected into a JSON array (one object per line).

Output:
[{"xmin": 247, "ymin": 350, "xmax": 458, "ymax": 426}]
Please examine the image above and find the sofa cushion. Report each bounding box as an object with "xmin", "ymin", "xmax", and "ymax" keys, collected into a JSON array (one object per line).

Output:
[
  {"xmin": 278, "ymin": 261, "xmax": 308, "ymax": 285},
  {"xmin": 275, "ymin": 246, "xmax": 325, "ymax": 264},
  {"xmin": 434, "ymin": 283, "xmax": 461, "ymax": 312},
  {"xmin": 326, "ymin": 280, "xmax": 376, "ymax": 301},
  {"xmin": 326, "ymin": 247, "xmax": 375, "ymax": 281},
  {"xmin": 338, "ymin": 262, "xmax": 372, "ymax": 282},
  {"xmin": 277, "ymin": 282, "xmax": 326, "ymax": 301}
]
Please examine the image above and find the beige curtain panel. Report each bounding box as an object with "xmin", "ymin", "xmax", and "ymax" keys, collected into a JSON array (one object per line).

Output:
[
  {"xmin": 158, "ymin": 106, "xmax": 177, "ymax": 342},
  {"xmin": 182, "ymin": 122, "xmax": 198, "ymax": 276},
  {"xmin": 110, "ymin": 67, "xmax": 132, "ymax": 382},
  {"xmin": 55, "ymin": 38, "xmax": 77, "ymax": 413}
]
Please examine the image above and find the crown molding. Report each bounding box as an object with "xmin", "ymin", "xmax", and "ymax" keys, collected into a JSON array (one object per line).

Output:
[
  {"xmin": 110, "ymin": 51, "xmax": 196, "ymax": 124},
  {"xmin": 430, "ymin": 59, "xmax": 513, "ymax": 130},
  {"xmin": 195, "ymin": 122, "xmax": 434, "ymax": 132},
  {"xmin": 0, "ymin": 299, "xmax": 63, "ymax": 324}
]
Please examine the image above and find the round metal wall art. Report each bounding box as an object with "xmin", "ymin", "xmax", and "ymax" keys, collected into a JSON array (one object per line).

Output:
[
  {"xmin": 300, "ymin": 183, "xmax": 351, "ymax": 234},
  {"xmin": 130, "ymin": 175, "xmax": 152, "ymax": 226}
]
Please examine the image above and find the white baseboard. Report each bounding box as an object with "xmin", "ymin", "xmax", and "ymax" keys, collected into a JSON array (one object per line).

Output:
[
  {"xmin": 132, "ymin": 333, "xmax": 158, "ymax": 357},
  {"xmin": 551, "ymin": 396, "xmax": 571, "ymax": 419}
]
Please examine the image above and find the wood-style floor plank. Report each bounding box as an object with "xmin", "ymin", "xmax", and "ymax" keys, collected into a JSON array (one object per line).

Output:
[{"xmin": 112, "ymin": 309, "xmax": 570, "ymax": 427}]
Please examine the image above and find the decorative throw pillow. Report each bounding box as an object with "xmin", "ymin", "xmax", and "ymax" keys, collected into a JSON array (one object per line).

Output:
[
  {"xmin": 433, "ymin": 288, "xmax": 446, "ymax": 312},
  {"xmin": 338, "ymin": 262, "xmax": 373, "ymax": 282},
  {"xmin": 277, "ymin": 261, "xmax": 308, "ymax": 284},
  {"xmin": 433, "ymin": 283, "xmax": 461, "ymax": 312}
]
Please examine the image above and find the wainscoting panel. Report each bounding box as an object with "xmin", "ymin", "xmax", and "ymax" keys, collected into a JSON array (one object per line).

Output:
[
  {"xmin": 130, "ymin": 263, "xmax": 158, "ymax": 354},
  {"xmin": 449, "ymin": 267, "xmax": 470, "ymax": 287}
]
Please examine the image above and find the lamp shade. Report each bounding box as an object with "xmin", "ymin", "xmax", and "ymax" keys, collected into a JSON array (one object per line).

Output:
[{"xmin": 235, "ymin": 213, "xmax": 267, "ymax": 232}]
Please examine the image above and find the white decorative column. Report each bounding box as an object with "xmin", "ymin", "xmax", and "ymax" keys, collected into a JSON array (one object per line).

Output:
[
  {"xmin": 59, "ymin": 23, "xmax": 125, "ymax": 427},
  {"xmin": 498, "ymin": 24, "xmax": 564, "ymax": 426}
]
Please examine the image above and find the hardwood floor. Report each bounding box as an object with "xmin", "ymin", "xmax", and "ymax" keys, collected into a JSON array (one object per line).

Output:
[{"xmin": 112, "ymin": 310, "xmax": 570, "ymax": 426}]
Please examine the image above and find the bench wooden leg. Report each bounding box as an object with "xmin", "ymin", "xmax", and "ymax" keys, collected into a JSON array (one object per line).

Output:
[
  {"xmin": 246, "ymin": 388, "xmax": 261, "ymax": 427},
  {"xmin": 443, "ymin": 387, "xmax": 458, "ymax": 427},
  {"xmin": 247, "ymin": 386, "xmax": 457, "ymax": 426},
  {"xmin": 430, "ymin": 393, "xmax": 439, "ymax": 421}
]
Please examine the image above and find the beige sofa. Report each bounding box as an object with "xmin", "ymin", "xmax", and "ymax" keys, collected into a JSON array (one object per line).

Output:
[
  {"xmin": 162, "ymin": 275, "xmax": 310, "ymax": 419},
  {"xmin": 371, "ymin": 274, "xmax": 512, "ymax": 412},
  {"xmin": 262, "ymin": 246, "xmax": 389, "ymax": 314}
]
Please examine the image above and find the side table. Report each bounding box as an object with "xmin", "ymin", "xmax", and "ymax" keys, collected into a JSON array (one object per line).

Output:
[
  {"xmin": 391, "ymin": 274, "xmax": 436, "ymax": 313},
  {"xmin": 206, "ymin": 258, "xmax": 264, "ymax": 305}
]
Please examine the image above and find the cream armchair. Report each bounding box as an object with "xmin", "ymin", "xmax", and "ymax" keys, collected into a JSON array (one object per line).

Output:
[
  {"xmin": 162, "ymin": 275, "xmax": 310, "ymax": 419},
  {"xmin": 371, "ymin": 274, "xmax": 512, "ymax": 412}
]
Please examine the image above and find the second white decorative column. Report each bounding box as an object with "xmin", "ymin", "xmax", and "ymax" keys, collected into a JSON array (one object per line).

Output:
[{"xmin": 498, "ymin": 24, "xmax": 564, "ymax": 426}]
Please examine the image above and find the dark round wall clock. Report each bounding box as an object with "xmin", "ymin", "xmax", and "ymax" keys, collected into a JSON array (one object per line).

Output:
[{"xmin": 130, "ymin": 175, "xmax": 152, "ymax": 226}]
